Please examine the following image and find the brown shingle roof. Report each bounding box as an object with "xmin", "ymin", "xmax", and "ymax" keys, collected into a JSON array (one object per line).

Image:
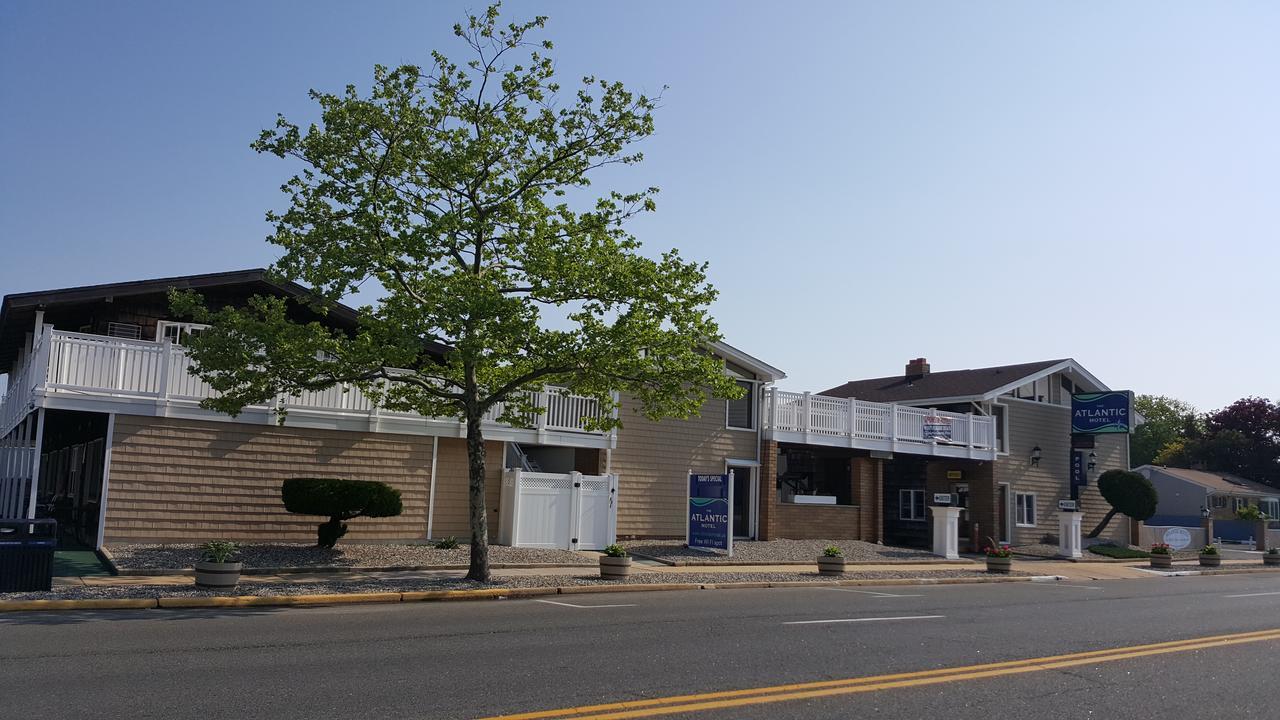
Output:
[
  {"xmin": 821, "ymin": 359, "xmax": 1068, "ymax": 403},
  {"xmin": 1146, "ymin": 467, "xmax": 1278, "ymax": 496}
]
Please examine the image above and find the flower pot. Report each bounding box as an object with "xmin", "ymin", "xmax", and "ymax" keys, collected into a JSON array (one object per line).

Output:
[
  {"xmin": 817, "ymin": 556, "xmax": 846, "ymax": 576},
  {"xmin": 600, "ymin": 556, "xmax": 632, "ymax": 579},
  {"xmin": 1199, "ymin": 554, "xmax": 1221, "ymax": 567},
  {"xmin": 1149, "ymin": 554, "xmax": 1172, "ymax": 569},
  {"xmin": 1264, "ymin": 554, "xmax": 1280, "ymax": 567},
  {"xmin": 194, "ymin": 560, "xmax": 243, "ymax": 589},
  {"xmin": 985, "ymin": 556, "xmax": 1012, "ymax": 574}
]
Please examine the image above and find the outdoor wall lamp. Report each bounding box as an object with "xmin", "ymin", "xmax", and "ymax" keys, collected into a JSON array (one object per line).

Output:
[
  {"xmin": 1087, "ymin": 452, "xmax": 1097, "ymax": 471},
  {"xmin": 1030, "ymin": 446, "xmax": 1042, "ymax": 467},
  {"xmin": 1201, "ymin": 506, "xmax": 1211, "ymax": 519}
]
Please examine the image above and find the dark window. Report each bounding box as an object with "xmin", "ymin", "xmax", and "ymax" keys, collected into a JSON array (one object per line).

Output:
[
  {"xmin": 900, "ymin": 489, "xmax": 926, "ymax": 521},
  {"xmin": 727, "ymin": 380, "xmax": 755, "ymax": 430},
  {"xmin": 993, "ymin": 405, "xmax": 1007, "ymax": 453}
]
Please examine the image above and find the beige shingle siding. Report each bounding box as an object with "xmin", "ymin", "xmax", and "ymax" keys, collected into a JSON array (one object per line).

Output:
[
  {"xmin": 611, "ymin": 393, "xmax": 758, "ymax": 538},
  {"xmin": 994, "ymin": 399, "xmax": 1132, "ymax": 545},
  {"xmin": 425, "ymin": 437, "xmax": 505, "ymax": 541},
  {"xmin": 104, "ymin": 415, "xmax": 451, "ymax": 544}
]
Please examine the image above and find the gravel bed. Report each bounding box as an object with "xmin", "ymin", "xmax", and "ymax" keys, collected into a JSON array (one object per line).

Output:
[
  {"xmin": 625, "ymin": 539, "xmax": 947, "ymax": 564},
  {"xmin": 1013, "ymin": 542, "xmax": 1199, "ymax": 562},
  {"xmin": 107, "ymin": 543, "xmax": 596, "ymax": 571},
  {"xmin": 3, "ymin": 569, "xmax": 1027, "ymax": 602}
]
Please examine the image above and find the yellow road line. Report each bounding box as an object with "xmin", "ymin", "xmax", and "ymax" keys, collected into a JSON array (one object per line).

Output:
[{"xmin": 477, "ymin": 628, "xmax": 1280, "ymax": 720}]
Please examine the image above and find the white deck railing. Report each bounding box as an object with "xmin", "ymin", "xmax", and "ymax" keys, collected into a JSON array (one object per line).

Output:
[
  {"xmin": 763, "ymin": 387, "xmax": 997, "ymax": 452},
  {"xmin": 3, "ymin": 328, "xmax": 611, "ymax": 439}
]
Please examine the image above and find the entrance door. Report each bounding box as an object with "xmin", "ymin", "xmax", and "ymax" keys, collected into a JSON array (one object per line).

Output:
[
  {"xmin": 998, "ymin": 484, "xmax": 1010, "ymax": 544},
  {"xmin": 729, "ymin": 466, "xmax": 753, "ymax": 538}
]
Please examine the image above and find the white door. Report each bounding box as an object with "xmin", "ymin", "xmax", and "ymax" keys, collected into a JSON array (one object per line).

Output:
[
  {"xmin": 574, "ymin": 474, "xmax": 615, "ymax": 550},
  {"xmin": 513, "ymin": 473, "xmax": 574, "ymax": 548}
]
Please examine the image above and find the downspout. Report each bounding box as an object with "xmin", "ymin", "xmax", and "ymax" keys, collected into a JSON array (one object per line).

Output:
[{"xmin": 426, "ymin": 435, "xmax": 439, "ymax": 540}]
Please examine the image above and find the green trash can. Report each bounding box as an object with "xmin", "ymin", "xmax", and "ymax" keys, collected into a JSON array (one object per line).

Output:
[{"xmin": 0, "ymin": 519, "xmax": 57, "ymax": 592}]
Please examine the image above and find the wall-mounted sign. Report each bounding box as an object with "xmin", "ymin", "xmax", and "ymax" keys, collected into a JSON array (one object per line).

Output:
[
  {"xmin": 1058, "ymin": 499, "xmax": 1079, "ymax": 512},
  {"xmin": 1071, "ymin": 450, "xmax": 1086, "ymax": 490},
  {"xmin": 1163, "ymin": 526, "xmax": 1192, "ymax": 551},
  {"xmin": 946, "ymin": 470, "xmax": 964, "ymax": 480},
  {"xmin": 923, "ymin": 415, "xmax": 953, "ymax": 441},
  {"xmin": 687, "ymin": 472, "xmax": 733, "ymax": 554},
  {"xmin": 933, "ymin": 493, "xmax": 953, "ymax": 505},
  {"xmin": 1071, "ymin": 392, "xmax": 1133, "ymax": 434}
]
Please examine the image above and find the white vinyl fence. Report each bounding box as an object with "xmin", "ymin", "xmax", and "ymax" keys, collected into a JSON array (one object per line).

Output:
[
  {"xmin": 0, "ymin": 446, "xmax": 36, "ymax": 519},
  {"xmin": 497, "ymin": 470, "xmax": 618, "ymax": 550}
]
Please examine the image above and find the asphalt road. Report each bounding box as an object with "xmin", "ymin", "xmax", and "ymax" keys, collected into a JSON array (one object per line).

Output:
[{"xmin": 4, "ymin": 574, "xmax": 1280, "ymax": 719}]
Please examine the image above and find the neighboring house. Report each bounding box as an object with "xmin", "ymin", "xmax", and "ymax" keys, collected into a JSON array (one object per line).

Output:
[
  {"xmin": 0, "ymin": 270, "xmax": 788, "ymax": 551},
  {"xmin": 752, "ymin": 357, "xmax": 1131, "ymax": 548},
  {"xmin": 1137, "ymin": 465, "xmax": 1280, "ymax": 523}
]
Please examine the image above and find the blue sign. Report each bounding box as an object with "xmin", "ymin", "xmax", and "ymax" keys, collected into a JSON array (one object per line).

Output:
[
  {"xmin": 688, "ymin": 473, "xmax": 731, "ymax": 551},
  {"xmin": 1071, "ymin": 450, "xmax": 1085, "ymax": 491},
  {"xmin": 1071, "ymin": 392, "xmax": 1132, "ymax": 434}
]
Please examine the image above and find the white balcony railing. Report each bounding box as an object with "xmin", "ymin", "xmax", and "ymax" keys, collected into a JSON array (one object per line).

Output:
[
  {"xmin": 763, "ymin": 387, "xmax": 997, "ymax": 455},
  {"xmin": 2, "ymin": 328, "xmax": 611, "ymax": 440}
]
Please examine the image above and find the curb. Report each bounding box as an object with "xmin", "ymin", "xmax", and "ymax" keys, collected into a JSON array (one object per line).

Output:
[
  {"xmin": 110, "ymin": 562, "xmax": 600, "ymax": 577},
  {"xmin": 1138, "ymin": 566, "xmax": 1280, "ymax": 578},
  {"xmin": 628, "ymin": 552, "xmax": 975, "ymax": 568},
  {"xmin": 0, "ymin": 574, "xmax": 1055, "ymax": 614}
]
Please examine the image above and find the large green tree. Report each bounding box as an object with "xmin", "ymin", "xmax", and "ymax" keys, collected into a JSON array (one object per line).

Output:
[
  {"xmin": 173, "ymin": 4, "xmax": 739, "ymax": 581},
  {"xmin": 1131, "ymin": 394, "xmax": 1198, "ymax": 467}
]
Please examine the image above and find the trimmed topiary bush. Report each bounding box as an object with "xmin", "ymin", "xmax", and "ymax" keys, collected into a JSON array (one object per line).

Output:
[
  {"xmin": 281, "ymin": 478, "xmax": 404, "ymax": 548},
  {"xmin": 1088, "ymin": 469, "xmax": 1158, "ymax": 538}
]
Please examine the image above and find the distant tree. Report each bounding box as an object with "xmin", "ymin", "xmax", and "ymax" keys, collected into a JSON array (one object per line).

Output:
[
  {"xmin": 172, "ymin": 4, "xmax": 739, "ymax": 581},
  {"xmin": 1088, "ymin": 469, "xmax": 1158, "ymax": 538},
  {"xmin": 1152, "ymin": 397, "xmax": 1279, "ymax": 486},
  {"xmin": 1131, "ymin": 394, "xmax": 1198, "ymax": 467}
]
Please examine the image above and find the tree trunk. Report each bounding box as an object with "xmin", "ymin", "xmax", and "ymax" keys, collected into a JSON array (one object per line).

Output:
[
  {"xmin": 464, "ymin": 411, "xmax": 491, "ymax": 582},
  {"xmin": 1088, "ymin": 508, "xmax": 1118, "ymax": 538}
]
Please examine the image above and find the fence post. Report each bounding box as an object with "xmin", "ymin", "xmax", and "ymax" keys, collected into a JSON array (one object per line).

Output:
[
  {"xmin": 801, "ymin": 392, "xmax": 812, "ymax": 438},
  {"xmin": 889, "ymin": 404, "xmax": 899, "ymax": 445},
  {"xmin": 157, "ymin": 339, "xmax": 172, "ymax": 406},
  {"xmin": 569, "ymin": 470, "xmax": 583, "ymax": 551},
  {"xmin": 846, "ymin": 397, "xmax": 856, "ymax": 443}
]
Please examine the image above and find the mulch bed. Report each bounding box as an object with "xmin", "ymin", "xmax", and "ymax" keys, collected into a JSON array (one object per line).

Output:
[
  {"xmin": 625, "ymin": 539, "xmax": 955, "ymax": 565},
  {"xmin": 106, "ymin": 543, "xmax": 597, "ymax": 572}
]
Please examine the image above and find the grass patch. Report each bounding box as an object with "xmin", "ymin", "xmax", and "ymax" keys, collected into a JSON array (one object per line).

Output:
[{"xmin": 1088, "ymin": 544, "xmax": 1150, "ymax": 559}]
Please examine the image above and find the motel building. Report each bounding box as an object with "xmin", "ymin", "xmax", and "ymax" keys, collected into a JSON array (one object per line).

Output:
[{"xmin": 756, "ymin": 358, "xmax": 1133, "ymax": 551}]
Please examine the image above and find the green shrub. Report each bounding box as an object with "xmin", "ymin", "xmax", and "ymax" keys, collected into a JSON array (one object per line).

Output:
[
  {"xmin": 1236, "ymin": 504, "xmax": 1266, "ymax": 521},
  {"xmin": 603, "ymin": 544, "xmax": 627, "ymax": 558},
  {"xmin": 202, "ymin": 540, "xmax": 239, "ymax": 563},
  {"xmin": 822, "ymin": 545, "xmax": 843, "ymax": 558},
  {"xmin": 434, "ymin": 536, "xmax": 460, "ymax": 550},
  {"xmin": 1201, "ymin": 544, "xmax": 1219, "ymax": 555},
  {"xmin": 1268, "ymin": 548, "xmax": 1279, "ymax": 556},
  {"xmin": 1088, "ymin": 544, "xmax": 1150, "ymax": 559},
  {"xmin": 281, "ymin": 478, "xmax": 404, "ymax": 548}
]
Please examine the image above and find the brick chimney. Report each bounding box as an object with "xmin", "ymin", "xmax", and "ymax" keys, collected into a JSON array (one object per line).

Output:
[{"xmin": 905, "ymin": 357, "xmax": 930, "ymax": 378}]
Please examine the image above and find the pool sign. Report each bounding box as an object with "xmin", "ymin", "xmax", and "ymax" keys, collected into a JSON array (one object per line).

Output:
[
  {"xmin": 687, "ymin": 471, "xmax": 733, "ymax": 554},
  {"xmin": 1071, "ymin": 391, "xmax": 1133, "ymax": 434},
  {"xmin": 1163, "ymin": 527, "xmax": 1193, "ymax": 551}
]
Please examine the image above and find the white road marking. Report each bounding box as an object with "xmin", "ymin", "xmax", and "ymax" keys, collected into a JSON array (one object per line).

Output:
[
  {"xmin": 534, "ymin": 599, "xmax": 638, "ymax": 609},
  {"xmin": 784, "ymin": 615, "xmax": 944, "ymax": 625},
  {"xmin": 1035, "ymin": 583, "xmax": 1104, "ymax": 590},
  {"xmin": 823, "ymin": 588, "xmax": 924, "ymax": 598},
  {"xmin": 1224, "ymin": 591, "xmax": 1280, "ymax": 598}
]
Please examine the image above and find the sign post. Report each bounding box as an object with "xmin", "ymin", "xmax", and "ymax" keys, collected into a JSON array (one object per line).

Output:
[{"xmin": 687, "ymin": 470, "xmax": 733, "ymax": 556}]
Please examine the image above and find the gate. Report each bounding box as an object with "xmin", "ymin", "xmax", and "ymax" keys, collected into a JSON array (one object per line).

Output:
[{"xmin": 498, "ymin": 470, "xmax": 618, "ymax": 550}]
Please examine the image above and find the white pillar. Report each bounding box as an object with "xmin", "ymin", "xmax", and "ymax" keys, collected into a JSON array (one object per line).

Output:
[
  {"xmin": 1058, "ymin": 511, "xmax": 1083, "ymax": 559},
  {"xmin": 931, "ymin": 506, "xmax": 961, "ymax": 560}
]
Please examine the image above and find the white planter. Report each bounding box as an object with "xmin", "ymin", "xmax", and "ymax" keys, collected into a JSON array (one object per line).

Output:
[
  {"xmin": 194, "ymin": 560, "xmax": 243, "ymax": 589},
  {"xmin": 600, "ymin": 556, "xmax": 632, "ymax": 579}
]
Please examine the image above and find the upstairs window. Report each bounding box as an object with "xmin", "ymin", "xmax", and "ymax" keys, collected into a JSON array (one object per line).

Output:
[
  {"xmin": 726, "ymin": 380, "xmax": 755, "ymax": 430},
  {"xmin": 156, "ymin": 320, "xmax": 209, "ymax": 345}
]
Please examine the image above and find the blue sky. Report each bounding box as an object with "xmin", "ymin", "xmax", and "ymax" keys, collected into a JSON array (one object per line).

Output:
[{"xmin": 2, "ymin": 1, "xmax": 1276, "ymax": 411}]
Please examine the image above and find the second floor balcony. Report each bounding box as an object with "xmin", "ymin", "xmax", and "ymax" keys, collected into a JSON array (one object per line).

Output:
[{"xmin": 0, "ymin": 328, "xmax": 615, "ymax": 448}]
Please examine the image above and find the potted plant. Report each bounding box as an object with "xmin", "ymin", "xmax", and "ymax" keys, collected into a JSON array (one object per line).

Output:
[
  {"xmin": 194, "ymin": 540, "xmax": 242, "ymax": 588},
  {"xmin": 600, "ymin": 544, "xmax": 631, "ymax": 579},
  {"xmin": 984, "ymin": 544, "xmax": 1013, "ymax": 573},
  {"xmin": 817, "ymin": 545, "xmax": 846, "ymax": 576},
  {"xmin": 1198, "ymin": 544, "xmax": 1221, "ymax": 567},
  {"xmin": 1265, "ymin": 548, "xmax": 1280, "ymax": 567},
  {"xmin": 1149, "ymin": 543, "xmax": 1173, "ymax": 568}
]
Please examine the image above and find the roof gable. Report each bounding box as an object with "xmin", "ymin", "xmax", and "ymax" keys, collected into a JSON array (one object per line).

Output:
[{"xmin": 822, "ymin": 359, "xmax": 1074, "ymax": 403}]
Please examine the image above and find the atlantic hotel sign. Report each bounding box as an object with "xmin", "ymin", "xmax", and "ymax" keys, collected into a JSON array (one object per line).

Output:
[{"xmin": 1070, "ymin": 391, "xmax": 1133, "ymax": 434}]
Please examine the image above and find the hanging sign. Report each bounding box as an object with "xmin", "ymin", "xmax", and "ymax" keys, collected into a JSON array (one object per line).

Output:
[
  {"xmin": 1071, "ymin": 392, "xmax": 1133, "ymax": 434},
  {"xmin": 1071, "ymin": 450, "xmax": 1086, "ymax": 489},
  {"xmin": 687, "ymin": 472, "xmax": 733, "ymax": 554},
  {"xmin": 923, "ymin": 415, "xmax": 953, "ymax": 441}
]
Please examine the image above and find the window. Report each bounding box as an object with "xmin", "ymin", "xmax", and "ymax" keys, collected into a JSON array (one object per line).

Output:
[
  {"xmin": 1234, "ymin": 497, "xmax": 1247, "ymax": 513},
  {"xmin": 1212, "ymin": 495, "xmax": 1228, "ymax": 509},
  {"xmin": 899, "ymin": 489, "xmax": 926, "ymax": 521},
  {"xmin": 992, "ymin": 405, "xmax": 1007, "ymax": 453},
  {"xmin": 726, "ymin": 380, "xmax": 755, "ymax": 430},
  {"xmin": 107, "ymin": 322, "xmax": 142, "ymax": 339},
  {"xmin": 156, "ymin": 320, "xmax": 209, "ymax": 345},
  {"xmin": 777, "ymin": 450, "xmax": 853, "ymax": 505},
  {"xmin": 1016, "ymin": 492, "xmax": 1037, "ymax": 527},
  {"xmin": 1261, "ymin": 500, "xmax": 1280, "ymax": 518}
]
